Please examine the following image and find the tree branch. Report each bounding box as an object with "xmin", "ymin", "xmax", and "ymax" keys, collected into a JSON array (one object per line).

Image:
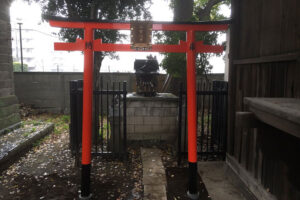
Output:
[{"xmin": 196, "ymin": 0, "xmax": 225, "ymax": 20}]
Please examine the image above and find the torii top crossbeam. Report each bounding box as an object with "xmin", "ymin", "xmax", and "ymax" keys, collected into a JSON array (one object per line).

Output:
[
  {"xmin": 45, "ymin": 16, "xmax": 229, "ymax": 199},
  {"xmin": 47, "ymin": 16, "xmax": 229, "ymax": 53}
]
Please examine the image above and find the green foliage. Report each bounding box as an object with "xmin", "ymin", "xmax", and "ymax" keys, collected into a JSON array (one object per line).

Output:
[
  {"xmin": 13, "ymin": 62, "xmax": 28, "ymax": 72},
  {"xmin": 157, "ymin": 0, "xmax": 230, "ymax": 78},
  {"xmin": 28, "ymin": 0, "xmax": 152, "ymax": 66}
]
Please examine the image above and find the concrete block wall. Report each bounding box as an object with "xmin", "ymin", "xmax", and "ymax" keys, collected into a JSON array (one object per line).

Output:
[
  {"xmin": 126, "ymin": 93, "xmax": 178, "ymax": 142},
  {"xmin": 0, "ymin": 0, "xmax": 20, "ymax": 132},
  {"xmin": 14, "ymin": 72, "xmax": 224, "ymax": 114},
  {"xmin": 14, "ymin": 72, "xmax": 136, "ymax": 114}
]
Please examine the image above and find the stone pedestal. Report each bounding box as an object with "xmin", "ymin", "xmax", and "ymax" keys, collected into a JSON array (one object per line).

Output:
[
  {"xmin": 0, "ymin": 1, "xmax": 20, "ymax": 134},
  {"xmin": 126, "ymin": 93, "xmax": 178, "ymax": 143}
]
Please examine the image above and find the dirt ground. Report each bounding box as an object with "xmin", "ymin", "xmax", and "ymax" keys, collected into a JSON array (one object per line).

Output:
[
  {"xmin": 0, "ymin": 114, "xmax": 143, "ymax": 200},
  {"xmin": 160, "ymin": 146, "xmax": 211, "ymax": 200}
]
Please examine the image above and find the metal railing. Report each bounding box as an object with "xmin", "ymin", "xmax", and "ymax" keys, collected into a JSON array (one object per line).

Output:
[
  {"xmin": 69, "ymin": 80, "xmax": 127, "ymax": 162},
  {"xmin": 177, "ymin": 81, "xmax": 228, "ymax": 165}
]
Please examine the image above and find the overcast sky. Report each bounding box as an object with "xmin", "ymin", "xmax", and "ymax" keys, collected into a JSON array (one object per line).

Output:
[{"xmin": 10, "ymin": 0, "xmax": 230, "ymax": 73}]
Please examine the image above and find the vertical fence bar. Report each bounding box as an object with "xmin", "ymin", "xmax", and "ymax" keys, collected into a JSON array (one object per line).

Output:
[
  {"xmin": 223, "ymin": 84, "xmax": 228, "ymax": 159},
  {"xmin": 69, "ymin": 81, "xmax": 76, "ymax": 154},
  {"xmin": 106, "ymin": 83, "xmax": 109, "ymax": 152},
  {"xmin": 123, "ymin": 82, "xmax": 127, "ymax": 160},
  {"xmin": 118, "ymin": 82, "xmax": 121, "ymax": 157},
  {"xmin": 207, "ymin": 83, "xmax": 211, "ymax": 158},
  {"xmin": 177, "ymin": 83, "xmax": 183, "ymax": 166},
  {"xmin": 184, "ymin": 93, "xmax": 187, "ymax": 153},
  {"xmin": 100, "ymin": 78, "xmax": 104, "ymax": 153},
  {"xmin": 112, "ymin": 82, "xmax": 115, "ymax": 156},
  {"xmin": 77, "ymin": 80, "xmax": 83, "ymax": 164},
  {"xmin": 200, "ymin": 82, "xmax": 206, "ymax": 160},
  {"xmin": 94, "ymin": 81, "xmax": 98, "ymax": 154},
  {"xmin": 216, "ymin": 83, "xmax": 222, "ymax": 153}
]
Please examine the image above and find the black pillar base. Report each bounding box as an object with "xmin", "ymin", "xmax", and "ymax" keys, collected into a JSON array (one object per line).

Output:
[
  {"xmin": 187, "ymin": 162, "xmax": 199, "ymax": 199},
  {"xmin": 80, "ymin": 164, "xmax": 91, "ymax": 199}
]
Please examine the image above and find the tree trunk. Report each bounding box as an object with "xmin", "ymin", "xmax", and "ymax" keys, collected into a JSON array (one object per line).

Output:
[
  {"xmin": 162, "ymin": 0, "xmax": 194, "ymax": 92},
  {"xmin": 173, "ymin": 0, "xmax": 194, "ymax": 21},
  {"xmin": 90, "ymin": 2, "xmax": 104, "ymax": 145}
]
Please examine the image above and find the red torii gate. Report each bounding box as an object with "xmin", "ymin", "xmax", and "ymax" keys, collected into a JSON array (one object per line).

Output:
[{"xmin": 47, "ymin": 16, "xmax": 229, "ymax": 199}]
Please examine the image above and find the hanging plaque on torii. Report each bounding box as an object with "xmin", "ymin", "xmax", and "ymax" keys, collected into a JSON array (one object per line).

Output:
[{"xmin": 46, "ymin": 16, "xmax": 229, "ymax": 199}]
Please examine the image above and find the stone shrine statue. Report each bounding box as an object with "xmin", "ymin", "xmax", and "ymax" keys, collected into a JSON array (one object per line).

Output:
[{"xmin": 134, "ymin": 56, "xmax": 159, "ymax": 97}]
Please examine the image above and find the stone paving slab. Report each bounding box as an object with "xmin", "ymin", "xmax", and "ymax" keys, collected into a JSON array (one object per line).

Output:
[
  {"xmin": 141, "ymin": 148, "xmax": 167, "ymax": 200},
  {"xmin": 198, "ymin": 161, "xmax": 252, "ymax": 200}
]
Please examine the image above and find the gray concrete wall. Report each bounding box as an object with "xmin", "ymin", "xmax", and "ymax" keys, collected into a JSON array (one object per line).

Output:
[
  {"xmin": 0, "ymin": 0, "xmax": 21, "ymax": 132},
  {"xmin": 14, "ymin": 72, "xmax": 224, "ymax": 114},
  {"xmin": 14, "ymin": 72, "xmax": 134, "ymax": 114}
]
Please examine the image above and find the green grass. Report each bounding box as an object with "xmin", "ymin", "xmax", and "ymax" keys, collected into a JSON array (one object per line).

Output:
[
  {"xmin": 33, "ymin": 135, "xmax": 50, "ymax": 147},
  {"xmin": 98, "ymin": 118, "xmax": 111, "ymax": 139},
  {"xmin": 23, "ymin": 132, "xmax": 30, "ymax": 137},
  {"xmin": 33, "ymin": 121, "xmax": 41, "ymax": 126},
  {"xmin": 61, "ymin": 115, "xmax": 70, "ymax": 123}
]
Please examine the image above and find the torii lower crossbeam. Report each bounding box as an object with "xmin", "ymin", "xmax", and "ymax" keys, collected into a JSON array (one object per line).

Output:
[{"xmin": 47, "ymin": 16, "xmax": 229, "ymax": 199}]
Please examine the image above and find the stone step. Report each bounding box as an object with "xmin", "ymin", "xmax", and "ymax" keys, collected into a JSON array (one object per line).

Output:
[
  {"xmin": 198, "ymin": 161, "xmax": 257, "ymax": 200},
  {"xmin": 0, "ymin": 123, "xmax": 54, "ymax": 172},
  {"xmin": 0, "ymin": 103, "xmax": 19, "ymax": 119},
  {"xmin": 0, "ymin": 113, "xmax": 20, "ymax": 131},
  {"xmin": 141, "ymin": 148, "xmax": 167, "ymax": 200}
]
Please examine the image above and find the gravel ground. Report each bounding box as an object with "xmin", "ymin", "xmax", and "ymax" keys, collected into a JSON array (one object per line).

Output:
[
  {"xmin": 160, "ymin": 145, "xmax": 210, "ymax": 200},
  {"xmin": 0, "ymin": 114, "xmax": 143, "ymax": 200}
]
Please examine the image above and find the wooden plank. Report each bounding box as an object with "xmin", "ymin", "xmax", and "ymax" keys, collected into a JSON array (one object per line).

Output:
[
  {"xmin": 226, "ymin": 154, "xmax": 277, "ymax": 200},
  {"xmin": 297, "ymin": 0, "xmax": 300, "ymax": 50},
  {"xmin": 227, "ymin": 0, "xmax": 241, "ymax": 156},
  {"xmin": 233, "ymin": 52, "xmax": 299, "ymax": 65},
  {"xmin": 260, "ymin": 0, "xmax": 282, "ymax": 56},
  {"xmin": 280, "ymin": 0, "xmax": 297, "ymax": 53},
  {"xmin": 252, "ymin": 129, "xmax": 258, "ymax": 178},
  {"xmin": 248, "ymin": 106, "xmax": 300, "ymax": 138},
  {"xmin": 240, "ymin": 129, "xmax": 247, "ymax": 167},
  {"xmin": 235, "ymin": 112, "xmax": 261, "ymax": 129},
  {"xmin": 238, "ymin": 0, "xmax": 262, "ymax": 58},
  {"xmin": 247, "ymin": 129, "xmax": 255, "ymax": 173}
]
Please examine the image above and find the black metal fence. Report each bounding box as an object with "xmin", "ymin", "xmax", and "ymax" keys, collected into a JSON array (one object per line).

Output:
[
  {"xmin": 69, "ymin": 80, "xmax": 127, "ymax": 161},
  {"xmin": 177, "ymin": 80, "xmax": 228, "ymax": 164}
]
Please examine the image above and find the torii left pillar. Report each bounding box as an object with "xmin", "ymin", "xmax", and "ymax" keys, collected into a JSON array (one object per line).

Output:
[{"xmin": 80, "ymin": 27, "xmax": 93, "ymax": 199}]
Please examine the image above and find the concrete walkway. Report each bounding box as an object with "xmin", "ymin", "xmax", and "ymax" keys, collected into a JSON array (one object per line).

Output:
[
  {"xmin": 141, "ymin": 148, "xmax": 167, "ymax": 200},
  {"xmin": 198, "ymin": 161, "xmax": 256, "ymax": 200}
]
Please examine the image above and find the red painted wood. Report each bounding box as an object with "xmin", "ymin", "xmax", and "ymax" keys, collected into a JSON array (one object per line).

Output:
[
  {"xmin": 186, "ymin": 30, "xmax": 198, "ymax": 163},
  {"xmin": 54, "ymin": 39, "xmax": 224, "ymax": 53},
  {"xmin": 81, "ymin": 27, "xmax": 93, "ymax": 165}
]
